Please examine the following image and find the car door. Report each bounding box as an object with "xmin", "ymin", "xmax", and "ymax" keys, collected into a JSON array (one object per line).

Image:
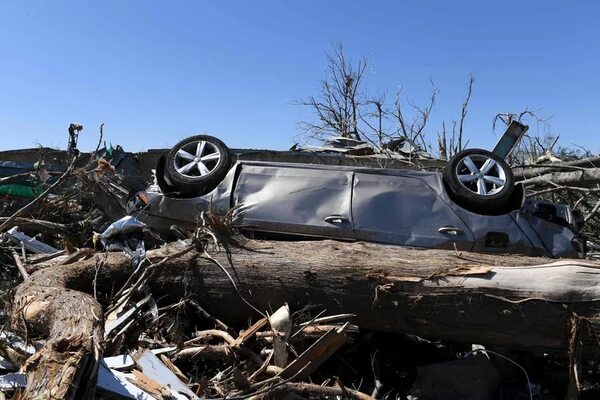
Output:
[
  {"xmin": 233, "ymin": 163, "xmax": 355, "ymax": 239},
  {"xmin": 352, "ymin": 172, "xmax": 475, "ymax": 250}
]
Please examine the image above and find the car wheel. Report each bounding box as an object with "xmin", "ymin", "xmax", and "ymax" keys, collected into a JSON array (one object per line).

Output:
[
  {"xmin": 443, "ymin": 148, "xmax": 514, "ymax": 212},
  {"xmin": 164, "ymin": 135, "xmax": 232, "ymax": 197}
]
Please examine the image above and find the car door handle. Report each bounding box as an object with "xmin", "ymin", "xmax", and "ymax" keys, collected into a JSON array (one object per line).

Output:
[
  {"xmin": 438, "ymin": 226, "xmax": 464, "ymax": 235},
  {"xmin": 324, "ymin": 215, "xmax": 349, "ymax": 224}
]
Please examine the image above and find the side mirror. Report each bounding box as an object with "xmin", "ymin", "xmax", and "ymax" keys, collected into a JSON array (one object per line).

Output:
[
  {"xmin": 572, "ymin": 209, "xmax": 584, "ymax": 227},
  {"xmin": 155, "ymin": 155, "xmax": 177, "ymax": 196},
  {"xmin": 534, "ymin": 203, "xmax": 557, "ymax": 221}
]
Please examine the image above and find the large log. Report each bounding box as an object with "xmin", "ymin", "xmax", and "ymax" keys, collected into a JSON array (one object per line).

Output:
[
  {"xmin": 150, "ymin": 240, "xmax": 600, "ymax": 355},
  {"xmin": 521, "ymin": 168, "xmax": 600, "ymax": 188},
  {"xmin": 11, "ymin": 238, "xmax": 600, "ymax": 396},
  {"xmin": 513, "ymin": 156, "xmax": 600, "ymax": 180}
]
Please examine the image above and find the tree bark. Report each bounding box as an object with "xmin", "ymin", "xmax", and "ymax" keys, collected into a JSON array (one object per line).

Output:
[
  {"xmin": 150, "ymin": 240, "xmax": 600, "ymax": 355},
  {"xmin": 11, "ymin": 239, "xmax": 600, "ymax": 397},
  {"xmin": 520, "ymin": 167, "xmax": 600, "ymax": 188},
  {"xmin": 11, "ymin": 265, "xmax": 104, "ymax": 399},
  {"xmin": 513, "ymin": 156, "xmax": 600, "ymax": 180}
]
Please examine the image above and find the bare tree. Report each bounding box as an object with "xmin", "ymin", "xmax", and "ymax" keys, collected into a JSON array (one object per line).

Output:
[
  {"xmin": 456, "ymin": 75, "xmax": 474, "ymax": 153},
  {"xmin": 437, "ymin": 76, "xmax": 475, "ymax": 160},
  {"xmin": 298, "ymin": 47, "xmax": 479, "ymax": 163},
  {"xmin": 393, "ymin": 82, "xmax": 438, "ymax": 152},
  {"xmin": 297, "ymin": 43, "xmax": 367, "ymax": 141},
  {"xmin": 362, "ymin": 93, "xmax": 388, "ymax": 149}
]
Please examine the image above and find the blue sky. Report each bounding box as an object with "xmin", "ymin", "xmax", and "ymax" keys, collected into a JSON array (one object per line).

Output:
[{"xmin": 0, "ymin": 1, "xmax": 598, "ymax": 153}]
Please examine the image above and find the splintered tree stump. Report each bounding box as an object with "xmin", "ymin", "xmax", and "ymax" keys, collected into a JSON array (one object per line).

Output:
[
  {"xmin": 10, "ymin": 238, "xmax": 600, "ymax": 397},
  {"xmin": 11, "ymin": 263, "xmax": 105, "ymax": 399}
]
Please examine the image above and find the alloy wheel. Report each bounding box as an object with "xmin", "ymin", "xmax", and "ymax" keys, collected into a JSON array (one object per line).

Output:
[
  {"xmin": 173, "ymin": 140, "xmax": 222, "ymax": 178},
  {"xmin": 454, "ymin": 154, "xmax": 507, "ymax": 196}
]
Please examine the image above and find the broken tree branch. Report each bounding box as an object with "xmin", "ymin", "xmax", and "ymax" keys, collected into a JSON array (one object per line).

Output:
[{"xmin": 521, "ymin": 168, "xmax": 600, "ymax": 188}]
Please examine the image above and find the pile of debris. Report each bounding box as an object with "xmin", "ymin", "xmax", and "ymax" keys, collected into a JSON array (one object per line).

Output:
[
  {"xmin": 2, "ymin": 126, "xmax": 600, "ymax": 399},
  {"xmin": 0, "ymin": 138, "xmax": 382, "ymax": 399},
  {"xmin": 291, "ymin": 135, "xmax": 433, "ymax": 159}
]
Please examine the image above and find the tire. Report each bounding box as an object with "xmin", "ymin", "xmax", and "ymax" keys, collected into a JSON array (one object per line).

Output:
[
  {"xmin": 443, "ymin": 148, "xmax": 514, "ymax": 213},
  {"xmin": 164, "ymin": 135, "xmax": 232, "ymax": 197}
]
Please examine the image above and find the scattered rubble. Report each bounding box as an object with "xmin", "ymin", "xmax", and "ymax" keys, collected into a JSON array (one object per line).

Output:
[{"xmin": 1, "ymin": 124, "xmax": 600, "ymax": 399}]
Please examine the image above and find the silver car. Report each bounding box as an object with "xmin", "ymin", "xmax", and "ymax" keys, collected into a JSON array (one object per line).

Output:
[{"xmin": 129, "ymin": 133, "xmax": 585, "ymax": 258}]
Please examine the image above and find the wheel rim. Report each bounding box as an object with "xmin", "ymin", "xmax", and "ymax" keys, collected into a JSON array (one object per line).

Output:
[
  {"xmin": 455, "ymin": 154, "xmax": 507, "ymax": 196},
  {"xmin": 173, "ymin": 140, "xmax": 221, "ymax": 178}
]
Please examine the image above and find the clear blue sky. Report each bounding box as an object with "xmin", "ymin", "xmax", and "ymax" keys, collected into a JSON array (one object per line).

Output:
[{"xmin": 0, "ymin": 1, "xmax": 598, "ymax": 153}]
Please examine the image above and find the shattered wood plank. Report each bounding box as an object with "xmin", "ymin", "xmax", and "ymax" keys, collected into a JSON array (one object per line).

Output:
[
  {"xmin": 298, "ymin": 314, "xmax": 356, "ymax": 327},
  {"xmin": 25, "ymin": 250, "xmax": 66, "ymax": 265},
  {"xmin": 103, "ymin": 347, "xmax": 177, "ymax": 370},
  {"xmin": 10, "ymin": 250, "xmax": 28, "ymax": 279},
  {"xmin": 303, "ymin": 324, "xmax": 359, "ymax": 335},
  {"xmin": 6, "ymin": 227, "xmax": 59, "ymax": 254},
  {"xmin": 272, "ymin": 382, "xmax": 374, "ymax": 400},
  {"xmin": 132, "ymin": 348, "xmax": 199, "ymax": 400},
  {"xmin": 129, "ymin": 370, "xmax": 171, "ymax": 399},
  {"xmin": 96, "ymin": 362, "xmax": 154, "ymax": 400},
  {"xmin": 104, "ymin": 294, "xmax": 151, "ymax": 336},
  {"xmin": 159, "ymin": 354, "xmax": 189, "ymax": 384},
  {"xmin": 269, "ymin": 304, "xmax": 291, "ymax": 368},
  {"xmin": 278, "ymin": 323, "xmax": 349, "ymax": 381},
  {"xmin": 174, "ymin": 345, "xmax": 233, "ymax": 362},
  {"xmin": 231, "ymin": 317, "xmax": 268, "ymax": 347},
  {"xmin": 188, "ymin": 330, "xmax": 235, "ymax": 346},
  {"xmin": 58, "ymin": 248, "xmax": 95, "ymax": 266},
  {"xmin": 186, "ymin": 329, "xmax": 264, "ymax": 368}
]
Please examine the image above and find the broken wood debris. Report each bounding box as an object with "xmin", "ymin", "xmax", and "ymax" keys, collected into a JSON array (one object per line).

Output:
[
  {"xmin": 2, "ymin": 126, "xmax": 600, "ymax": 399},
  {"xmin": 5, "ymin": 227, "xmax": 59, "ymax": 254}
]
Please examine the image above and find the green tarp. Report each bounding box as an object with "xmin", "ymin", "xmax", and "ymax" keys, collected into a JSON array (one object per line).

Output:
[{"xmin": 0, "ymin": 183, "xmax": 43, "ymax": 198}]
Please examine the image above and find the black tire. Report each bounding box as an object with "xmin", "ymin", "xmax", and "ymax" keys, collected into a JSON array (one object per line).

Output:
[
  {"xmin": 443, "ymin": 148, "xmax": 514, "ymax": 213},
  {"xmin": 155, "ymin": 155, "xmax": 177, "ymax": 195},
  {"xmin": 164, "ymin": 135, "xmax": 232, "ymax": 197}
]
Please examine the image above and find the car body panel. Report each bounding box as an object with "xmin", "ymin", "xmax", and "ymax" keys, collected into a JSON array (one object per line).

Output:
[
  {"xmin": 133, "ymin": 164, "xmax": 239, "ymax": 230},
  {"xmin": 232, "ymin": 164, "xmax": 355, "ymax": 239},
  {"xmin": 352, "ymin": 172, "xmax": 475, "ymax": 250},
  {"xmin": 522, "ymin": 215, "xmax": 580, "ymax": 258},
  {"xmin": 453, "ymin": 207, "xmax": 546, "ymax": 257}
]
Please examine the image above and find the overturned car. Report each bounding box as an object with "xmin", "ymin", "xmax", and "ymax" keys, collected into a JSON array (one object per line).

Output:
[{"xmin": 129, "ymin": 128, "xmax": 585, "ymax": 258}]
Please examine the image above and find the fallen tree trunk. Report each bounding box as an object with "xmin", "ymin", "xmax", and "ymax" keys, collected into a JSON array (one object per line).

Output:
[
  {"xmin": 11, "ymin": 239, "xmax": 600, "ymax": 396},
  {"xmin": 152, "ymin": 240, "xmax": 600, "ymax": 355},
  {"xmin": 521, "ymin": 167, "xmax": 600, "ymax": 188},
  {"xmin": 514, "ymin": 156, "xmax": 600, "ymax": 180}
]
